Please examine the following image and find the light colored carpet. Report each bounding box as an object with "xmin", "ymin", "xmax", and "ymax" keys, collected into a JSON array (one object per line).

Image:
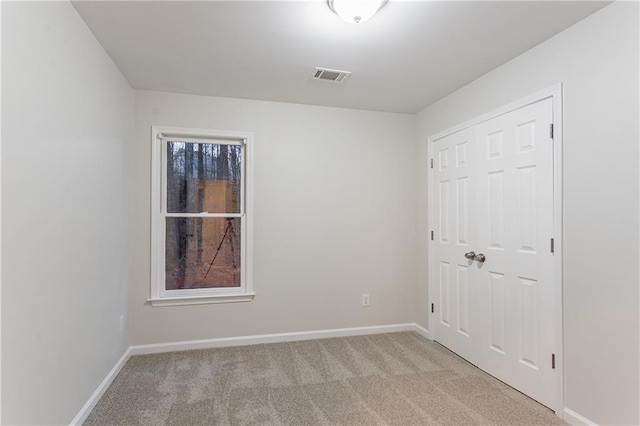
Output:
[{"xmin": 85, "ymin": 332, "xmax": 566, "ymax": 425}]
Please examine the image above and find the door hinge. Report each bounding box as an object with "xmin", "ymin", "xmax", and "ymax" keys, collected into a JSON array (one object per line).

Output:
[
  {"xmin": 550, "ymin": 123, "xmax": 554, "ymax": 139},
  {"xmin": 430, "ymin": 230, "xmax": 434, "ymax": 241},
  {"xmin": 431, "ymin": 303, "xmax": 435, "ymax": 313},
  {"xmin": 550, "ymin": 238, "xmax": 555, "ymax": 253},
  {"xmin": 552, "ymin": 353, "xmax": 556, "ymax": 369},
  {"xmin": 430, "ymin": 158, "xmax": 434, "ymax": 169}
]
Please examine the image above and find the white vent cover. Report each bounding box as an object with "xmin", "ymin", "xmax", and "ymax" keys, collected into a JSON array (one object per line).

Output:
[{"xmin": 312, "ymin": 67, "xmax": 351, "ymax": 83}]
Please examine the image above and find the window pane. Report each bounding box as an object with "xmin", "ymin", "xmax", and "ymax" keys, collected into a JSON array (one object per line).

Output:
[
  {"xmin": 165, "ymin": 217, "xmax": 241, "ymax": 290},
  {"xmin": 166, "ymin": 141, "xmax": 242, "ymax": 213}
]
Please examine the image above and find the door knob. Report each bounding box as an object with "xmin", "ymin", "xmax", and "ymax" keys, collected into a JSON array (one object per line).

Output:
[
  {"xmin": 464, "ymin": 251, "xmax": 476, "ymax": 260},
  {"xmin": 474, "ymin": 253, "xmax": 486, "ymax": 263}
]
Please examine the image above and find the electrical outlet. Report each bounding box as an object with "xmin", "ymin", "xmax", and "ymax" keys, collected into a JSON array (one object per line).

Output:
[
  {"xmin": 362, "ymin": 294, "xmax": 370, "ymax": 307},
  {"xmin": 120, "ymin": 315, "xmax": 125, "ymax": 333}
]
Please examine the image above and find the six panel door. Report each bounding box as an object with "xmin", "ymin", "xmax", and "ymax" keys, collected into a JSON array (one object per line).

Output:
[
  {"xmin": 432, "ymin": 126, "xmax": 479, "ymax": 365},
  {"xmin": 475, "ymin": 97, "xmax": 555, "ymax": 408}
]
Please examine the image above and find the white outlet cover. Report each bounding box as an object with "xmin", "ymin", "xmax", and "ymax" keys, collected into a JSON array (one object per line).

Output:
[{"xmin": 362, "ymin": 294, "xmax": 370, "ymax": 307}]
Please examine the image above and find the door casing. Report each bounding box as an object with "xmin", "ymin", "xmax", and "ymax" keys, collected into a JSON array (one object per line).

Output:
[{"xmin": 426, "ymin": 83, "xmax": 564, "ymax": 416}]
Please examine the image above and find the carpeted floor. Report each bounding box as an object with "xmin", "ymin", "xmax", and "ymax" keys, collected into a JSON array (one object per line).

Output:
[{"xmin": 85, "ymin": 332, "xmax": 565, "ymax": 425}]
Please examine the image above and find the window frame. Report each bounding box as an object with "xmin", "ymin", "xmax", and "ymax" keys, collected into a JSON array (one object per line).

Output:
[{"xmin": 149, "ymin": 126, "xmax": 254, "ymax": 307}]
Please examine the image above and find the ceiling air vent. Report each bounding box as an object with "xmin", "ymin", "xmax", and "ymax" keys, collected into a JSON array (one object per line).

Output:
[{"xmin": 312, "ymin": 67, "xmax": 351, "ymax": 83}]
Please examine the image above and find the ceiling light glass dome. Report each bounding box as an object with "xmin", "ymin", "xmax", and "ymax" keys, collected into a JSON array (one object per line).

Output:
[{"xmin": 327, "ymin": 0, "xmax": 389, "ymax": 24}]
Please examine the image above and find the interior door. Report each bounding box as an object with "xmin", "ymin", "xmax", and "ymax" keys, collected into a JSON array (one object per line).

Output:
[
  {"xmin": 475, "ymin": 97, "xmax": 555, "ymax": 408},
  {"xmin": 432, "ymin": 126, "xmax": 479, "ymax": 365},
  {"xmin": 431, "ymin": 97, "xmax": 556, "ymax": 409}
]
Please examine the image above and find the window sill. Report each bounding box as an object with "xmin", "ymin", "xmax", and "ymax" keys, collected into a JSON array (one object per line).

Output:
[{"xmin": 148, "ymin": 293, "xmax": 255, "ymax": 307}]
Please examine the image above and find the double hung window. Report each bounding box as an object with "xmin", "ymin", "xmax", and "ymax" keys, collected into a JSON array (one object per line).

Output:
[{"xmin": 150, "ymin": 126, "xmax": 253, "ymax": 306}]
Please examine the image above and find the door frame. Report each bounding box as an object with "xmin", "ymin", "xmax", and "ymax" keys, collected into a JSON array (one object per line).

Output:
[{"xmin": 427, "ymin": 83, "xmax": 564, "ymax": 416}]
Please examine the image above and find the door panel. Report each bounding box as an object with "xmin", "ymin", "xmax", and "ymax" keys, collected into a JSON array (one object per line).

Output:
[
  {"xmin": 456, "ymin": 264, "xmax": 469, "ymax": 336},
  {"xmin": 439, "ymin": 261, "xmax": 451, "ymax": 326},
  {"xmin": 476, "ymin": 97, "xmax": 555, "ymax": 408},
  {"xmin": 518, "ymin": 276, "xmax": 539, "ymax": 369},
  {"xmin": 456, "ymin": 177, "xmax": 469, "ymax": 245},
  {"xmin": 432, "ymin": 127, "xmax": 478, "ymax": 365},
  {"xmin": 488, "ymin": 171, "xmax": 505, "ymax": 249},
  {"xmin": 489, "ymin": 271, "xmax": 506, "ymax": 355}
]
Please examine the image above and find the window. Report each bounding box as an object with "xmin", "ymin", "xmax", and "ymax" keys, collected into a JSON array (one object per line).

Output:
[{"xmin": 150, "ymin": 126, "xmax": 253, "ymax": 306}]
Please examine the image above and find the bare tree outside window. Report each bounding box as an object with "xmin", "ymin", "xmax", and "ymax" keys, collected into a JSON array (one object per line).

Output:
[{"xmin": 165, "ymin": 141, "xmax": 242, "ymax": 290}]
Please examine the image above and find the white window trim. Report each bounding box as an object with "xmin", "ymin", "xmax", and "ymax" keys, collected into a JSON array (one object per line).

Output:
[{"xmin": 149, "ymin": 126, "xmax": 254, "ymax": 307}]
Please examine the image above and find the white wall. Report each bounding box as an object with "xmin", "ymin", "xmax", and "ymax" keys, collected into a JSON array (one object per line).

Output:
[
  {"xmin": 415, "ymin": 2, "xmax": 639, "ymax": 424},
  {"xmin": 131, "ymin": 90, "xmax": 417, "ymax": 345},
  {"xmin": 1, "ymin": 2, "xmax": 133, "ymax": 424}
]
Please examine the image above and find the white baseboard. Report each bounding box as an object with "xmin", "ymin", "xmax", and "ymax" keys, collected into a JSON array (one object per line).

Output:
[
  {"xmin": 71, "ymin": 323, "xmax": 428, "ymax": 424},
  {"xmin": 413, "ymin": 324, "xmax": 430, "ymax": 340},
  {"xmin": 130, "ymin": 323, "xmax": 421, "ymax": 355},
  {"xmin": 563, "ymin": 408, "xmax": 598, "ymax": 425},
  {"xmin": 70, "ymin": 347, "xmax": 132, "ymax": 426}
]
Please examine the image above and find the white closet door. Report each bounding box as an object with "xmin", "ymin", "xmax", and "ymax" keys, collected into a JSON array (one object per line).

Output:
[
  {"xmin": 475, "ymin": 97, "xmax": 555, "ymax": 408},
  {"xmin": 432, "ymin": 126, "xmax": 479, "ymax": 365},
  {"xmin": 430, "ymin": 97, "xmax": 556, "ymax": 409}
]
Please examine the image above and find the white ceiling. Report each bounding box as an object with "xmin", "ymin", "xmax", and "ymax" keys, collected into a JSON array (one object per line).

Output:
[{"xmin": 73, "ymin": 1, "xmax": 609, "ymax": 113}]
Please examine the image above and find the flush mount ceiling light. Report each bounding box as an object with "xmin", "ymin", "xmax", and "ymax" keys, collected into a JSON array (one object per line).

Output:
[{"xmin": 327, "ymin": 0, "xmax": 389, "ymax": 24}]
